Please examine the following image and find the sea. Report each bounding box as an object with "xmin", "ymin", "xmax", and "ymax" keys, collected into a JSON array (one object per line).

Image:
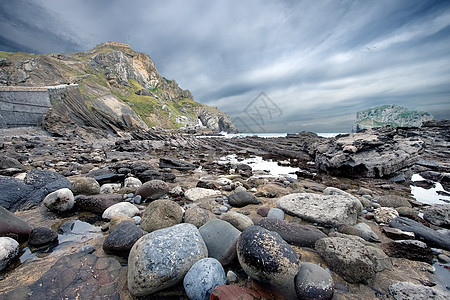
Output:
[{"xmin": 198, "ymin": 132, "xmax": 347, "ymax": 139}]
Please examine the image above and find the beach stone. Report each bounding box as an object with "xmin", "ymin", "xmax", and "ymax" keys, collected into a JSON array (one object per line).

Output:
[
  {"xmin": 0, "ymin": 176, "xmax": 32, "ymax": 211},
  {"xmin": 294, "ymin": 262, "xmax": 334, "ymax": 300},
  {"xmin": 237, "ymin": 225, "xmax": 300, "ymax": 286},
  {"xmin": 395, "ymin": 207, "xmax": 419, "ymax": 219},
  {"xmin": 374, "ymin": 207, "xmax": 399, "ymax": 223},
  {"xmin": 0, "ymin": 205, "xmax": 32, "ymax": 241},
  {"xmin": 315, "ymin": 235, "xmax": 392, "ymax": 283},
  {"xmin": 135, "ymin": 179, "xmax": 169, "ymax": 201},
  {"xmin": 377, "ymin": 195, "xmax": 412, "ymax": 208},
  {"xmin": 124, "ymin": 177, "xmax": 142, "ymax": 189},
  {"xmin": 109, "ymin": 215, "xmax": 135, "ymax": 231},
  {"xmin": 103, "ymin": 220, "xmax": 144, "ymax": 258},
  {"xmin": 199, "ymin": 220, "xmax": 240, "ymax": 266},
  {"xmin": 127, "ymin": 223, "xmax": 208, "ymax": 296},
  {"xmin": 184, "ymin": 206, "xmax": 217, "ymax": 228},
  {"xmin": 277, "ymin": 193, "xmax": 360, "ymax": 226},
  {"xmin": 183, "ymin": 258, "xmax": 226, "ymax": 300},
  {"xmin": 42, "ymin": 188, "xmax": 75, "ymax": 212},
  {"xmin": 382, "ymin": 227, "xmax": 415, "ymax": 240},
  {"xmin": 28, "ymin": 227, "xmax": 58, "ymax": 247},
  {"xmin": 389, "ymin": 217, "xmax": 450, "ymax": 250},
  {"xmin": 102, "ymin": 202, "xmax": 139, "ymax": 220},
  {"xmin": 267, "ymin": 207, "xmax": 285, "ymax": 219},
  {"xmin": 71, "ymin": 176, "xmax": 100, "ymax": 195},
  {"xmin": 257, "ymin": 206, "xmax": 270, "ymax": 217},
  {"xmin": 184, "ymin": 187, "xmax": 221, "ymax": 201},
  {"xmin": 228, "ymin": 191, "xmax": 261, "ymax": 207},
  {"xmin": 389, "ymin": 281, "xmax": 448, "ymax": 300},
  {"xmin": 226, "ymin": 270, "xmax": 238, "ymax": 284},
  {"xmin": 140, "ymin": 199, "xmax": 183, "ymax": 232},
  {"xmin": 197, "ymin": 180, "xmax": 219, "ymax": 190},
  {"xmin": 323, "ymin": 187, "xmax": 363, "ymax": 214},
  {"xmin": 159, "ymin": 157, "xmax": 196, "ymax": 170},
  {"xmin": 220, "ymin": 211, "xmax": 254, "ymax": 231},
  {"xmin": 437, "ymin": 254, "xmax": 450, "ymax": 263},
  {"xmin": 1, "ymin": 251, "xmax": 121, "ymax": 299},
  {"xmin": 100, "ymin": 183, "xmax": 121, "ymax": 194},
  {"xmin": 256, "ymin": 218, "xmax": 327, "ymax": 248},
  {"xmin": 0, "ymin": 237, "xmax": 19, "ymax": 271},
  {"xmin": 338, "ymin": 223, "xmax": 380, "ymax": 242},
  {"xmin": 75, "ymin": 194, "xmax": 122, "ymax": 214},
  {"xmin": 381, "ymin": 240, "xmax": 433, "ymax": 263},
  {"xmin": 216, "ymin": 178, "xmax": 232, "ymax": 186},
  {"xmin": 423, "ymin": 204, "xmax": 450, "ymax": 228}
]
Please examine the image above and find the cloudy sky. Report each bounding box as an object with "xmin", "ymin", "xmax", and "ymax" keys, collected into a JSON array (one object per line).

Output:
[{"xmin": 1, "ymin": 0, "xmax": 449, "ymax": 132}]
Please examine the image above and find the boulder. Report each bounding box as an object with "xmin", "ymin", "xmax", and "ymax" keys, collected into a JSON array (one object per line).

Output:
[
  {"xmin": 381, "ymin": 240, "xmax": 433, "ymax": 263},
  {"xmin": 0, "ymin": 205, "xmax": 32, "ymax": 241},
  {"xmin": 183, "ymin": 258, "xmax": 226, "ymax": 300},
  {"xmin": 267, "ymin": 208, "xmax": 285, "ymax": 219},
  {"xmin": 423, "ymin": 204, "xmax": 450, "ymax": 228},
  {"xmin": 277, "ymin": 193, "xmax": 360, "ymax": 226},
  {"xmin": 135, "ymin": 179, "xmax": 169, "ymax": 201},
  {"xmin": 184, "ymin": 206, "xmax": 217, "ymax": 228},
  {"xmin": 323, "ymin": 187, "xmax": 363, "ymax": 214},
  {"xmin": 99, "ymin": 183, "xmax": 121, "ymax": 194},
  {"xmin": 338, "ymin": 223, "xmax": 380, "ymax": 242},
  {"xmin": 102, "ymin": 202, "xmax": 139, "ymax": 220},
  {"xmin": 255, "ymin": 218, "xmax": 327, "ymax": 248},
  {"xmin": 28, "ymin": 227, "xmax": 58, "ymax": 247},
  {"xmin": 184, "ymin": 187, "xmax": 221, "ymax": 202},
  {"xmin": 124, "ymin": 177, "xmax": 142, "ymax": 189},
  {"xmin": 294, "ymin": 262, "xmax": 334, "ymax": 300},
  {"xmin": 71, "ymin": 177, "xmax": 100, "ymax": 195},
  {"xmin": 389, "ymin": 281, "xmax": 448, "ymax": 300},
  {"xmin": 42, "ymin": 188, "xmax": 75, "ymax": 212},
  {"xmin": 374, "ymin": 207, "xmax": 399, "ymax": 224},
  {"xmin": 220, "ymin": 211, "xmax": 254, "ymax": 231},
  {"xmin": 109, "ymin": 215, "xmax": 135, "ymax": 231},
  {"xmin": 227, "ymin": 191, "xmax": 261, "ymax": 207},
  {"xmin": 315, "ymin": 235, "xmax": 392, "ymax": 283},
  {"xmin": 389, "ymin": 217, "xmax": 450, "ymax": 250},
  {"xmin": 377, "ymin": 195, "xmax": 412, "ymax": 208},
  {"xmin": 237, "ymin": 225, "xmax": 300, "ymax": 286},
  {"xmin": 75, "ymin": 194, "xmax": 122, "ymax": 214},
  {"xmin": 159, "ymin": 157, "xmax": 196, "ymax": 170},
  {"xmin": 0, "ymin": 237, "xmax": 19, "ymax": 271},
  {"xmin": 199, "ymin": 220, "xmax": 240, "ymax": 266},
  {"xmin": 103, "ymin": 220, "xmax": 144, "ymax": 258},
  {"xmin": 140, "ymin": 199, "xmax": 183, "ymax": 232},
  {"xmin": 127, "ymin": 223, "xmax": 208, "ymax": 296}
]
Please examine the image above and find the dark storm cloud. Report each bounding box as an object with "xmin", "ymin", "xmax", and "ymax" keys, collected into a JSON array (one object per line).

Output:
[{"xmin": 1, "ymin": 0, "xmax": 449, "ymax": 132}]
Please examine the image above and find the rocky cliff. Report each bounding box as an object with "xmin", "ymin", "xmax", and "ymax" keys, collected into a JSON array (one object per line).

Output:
[
  {"xmin": 352, "ymin": 105, "xmax": 434, "ymax": 132},
  {"xmin": 0, "ymin": 43, "xmax": 237, "ymax": 137}
]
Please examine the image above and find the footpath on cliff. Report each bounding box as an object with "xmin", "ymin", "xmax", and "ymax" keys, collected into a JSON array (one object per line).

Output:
[{"xmin": 0, "ymin": 119, "xmax": 449, "ymax": 299}]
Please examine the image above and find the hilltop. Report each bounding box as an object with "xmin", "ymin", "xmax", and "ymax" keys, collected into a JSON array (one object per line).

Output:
[
  {"xmin": 353, "ymin": 105, "xmax": 434, "ymax": 132},
  {"xmin": 0, "ymin": 43, "xmax": 237, "ymax": 137}
]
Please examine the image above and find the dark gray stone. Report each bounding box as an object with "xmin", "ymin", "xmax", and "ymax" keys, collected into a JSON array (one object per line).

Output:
[
  {"xmin": 255, "ymin": 218, "xmax": 327, "ymax": 248},
  {"xmin": 0, "ymin": 205, "xmax": 32, "ymax": 241},
  {"xmin": 102, "ymin": 220, "xmax": 144, "ymax": 258},
  {"xmin": 183, "ymin": 258, "xmax": 226, "ymax": 300},
  {"xmin": 75, "ymin": 194, "xmax": 123, "ymax": 214},
  {"xmin": 237, "ymin": 225, "xmax": 300, "ymax": 286},
  {"xmin": 227, "ymin": 191, "xmax": 261, "ymax": 207},
  {"xmin": 389, "ymin": 217, "xmax": 450, "ymax": 250},
  {"xmin": 377, "ymin": 195, "xmax": 412, "ymax": 208},
  {"xmin": 381, "ymin": 240, "xmax": 433, "ymax": 263},
  {"xmin": 423, "ymin": 204, "xmax": 450, "ymax": 228},
  {"xmin": 28, "ymin": 227, "xmax": 58, "ymax": 247},
  {"xmin": 199, "ymin": 220, "xmax": 240, "ymax": 266},
  {"xmin": 389, "ymin": 281, "xmax": 448, "ymax": 300},
  {"xmin": 127, "ymin": 223, "xmax": 208, "ymax": 296},
  {"xmin": 135, "ymin": 179, "xmax": 169, "ymax": 201},
  {"xmin": 295, "ymin": 262, "xmax": 334, "ymax": 300},
  {"xmin": 159, "ymin": 157, "xmax": 196, "ymax": 170}
]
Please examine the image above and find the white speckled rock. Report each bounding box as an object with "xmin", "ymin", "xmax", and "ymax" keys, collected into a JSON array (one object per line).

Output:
[
  {"xmin": 100, "ymin": 183, "xmax": 121, "ymax": 194},
  {"xmin": 374, "ymin": 207, "xmax": 399, "ymax": 224},
  {"xmin": 277, "ymin": 193, "xmax": 360, "ymax": 226},
  {"xmin": 42, "ymin": 188, "xmax": 75, "ymax": 212},
  {"xmin": 216, "ymin": 178, "xmax": 232, "ymax": 186},
  {"xmin": 183, "ymin": 258, "xmax": 226, "ymax": 300},
  {"xmin": 184, "ymin": 188, "xmax": 221, "ymax": 202},
  {"xmin": 124, "ymin": 177, "xmax": 142, "ymax": 189},
  {"xmin": 389, "ymin": 281, "xmax": 448, "ymax": 300},
  {"xmin": 102, "ymin": 202, "xmax": 139, "ymax": 220},
  {"xmin": 0, "ymin": 237, "xmax": 19, "ymax": 271},
  {"xmin": 127, "ymin": 223, "xmax": 208, "ymax": 296}
]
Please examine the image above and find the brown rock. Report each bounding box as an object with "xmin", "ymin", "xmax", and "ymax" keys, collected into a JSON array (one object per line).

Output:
[{"xmin": 75, "ymin": 194, "xmax": 122, "ymax": 214}]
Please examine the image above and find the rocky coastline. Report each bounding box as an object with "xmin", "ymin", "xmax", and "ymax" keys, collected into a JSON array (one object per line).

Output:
[{"xmin": 0, "ymin": 121, "xmax": 449, "ymax": 299}]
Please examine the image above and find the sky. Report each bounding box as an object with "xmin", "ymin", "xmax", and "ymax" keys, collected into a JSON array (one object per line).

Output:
[{"xmin": 1, "ymin": 0, "xmax": 449, "ymax": 133}]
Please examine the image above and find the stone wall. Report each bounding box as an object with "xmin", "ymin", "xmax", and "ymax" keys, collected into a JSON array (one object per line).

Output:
[{"xmin": 0, "ymin": 84, "xmax": 76, "ymax": 128}]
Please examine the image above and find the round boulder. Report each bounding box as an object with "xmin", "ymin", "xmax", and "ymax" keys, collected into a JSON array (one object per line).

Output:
[
  {"xmin": 184, "ymin": 206, "xmax": 217, "ymax": 228},
  {"xmin": 423, "ymin": 204, "xmax": 450, "ymax": 228},
  {"xmin": 102, "ymin": 202, "xmax": 139, "ymax": 220},
  {"xmin": 220, "ymin": 211, "xmax": 254, "ymax": 231},
  {"xmin": 135, "ymin": 179, "xmax": 169, "ymax": 201},
  {"xmin": 103, "ymin": 220, "xmax": 144, "ymax": 258},
  {"xmin": 140, "ymin": 199, "xmax": 183, "ymax": 232},
  {"xmin": 28, "ymin": 227, "xmax": 58, "ymax": 247},
  {"xmin": 183, "ymin": 258, "xmax": 226, "ymax": 300},
  {"xmin": 42, "ymin": 188, "xmax": 75, "ymax": 212},
  {"xmin": 228, "ymin": 191, "xmax": 261, "ymax": 207},
  {"xmin": 71, "ymin": 177, "xmax": 100, "ymax": 195},
  {"xmin": 237, "ymin": 225, "xmax": 300, "ymax": 286},
  {"xmin": 295, "ymin": 262, "xmax": 334, "ymax": 300},
  {"xmin": 127, "ymin": 223, "xmax": 208, "ymax": 296},
  {"xmin": 0, "ymin": 236, "xmax": 19, "ymax": 271}
]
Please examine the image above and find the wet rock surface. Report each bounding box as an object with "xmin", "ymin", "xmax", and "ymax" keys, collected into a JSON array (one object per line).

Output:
[{"xmin": 102, "ymin": 220, "xmax": 144, "ymax": 258}]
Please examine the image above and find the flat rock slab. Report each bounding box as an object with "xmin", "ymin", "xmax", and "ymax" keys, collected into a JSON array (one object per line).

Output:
[
  {"xmin": 0, "ymin": 252, "xmax": 122, "ymax": 300},
  {"xmin": 159, "ymin": 157, "xmax": 196, "ymax": 170},
  {"xmin": 277, "ymin": 193, "xmax": 360, "ymax": 226}
]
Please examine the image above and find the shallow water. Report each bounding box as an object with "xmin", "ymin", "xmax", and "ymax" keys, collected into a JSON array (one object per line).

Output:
[{"xmin": 410, "ymin": 174, "xmax": 450, "ymax": 205}]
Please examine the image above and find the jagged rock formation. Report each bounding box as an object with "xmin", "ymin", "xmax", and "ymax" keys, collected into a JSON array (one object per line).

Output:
[
  {"xmin": 0, "ymin": 43, "xmax": 237, "ymax": 135},
  {"xmin": 352, "ymin": 105, "xmax": 434, "ymax": 132}
]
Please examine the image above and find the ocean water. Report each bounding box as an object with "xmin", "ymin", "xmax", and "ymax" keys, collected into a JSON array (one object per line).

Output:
[
  {"xmin": 199, "ymin": 132, "xmax": 346, "ymax": 138},
  {"xmin": 410, "ymin": 174, "xmax": 450, "ymax": 205}
]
